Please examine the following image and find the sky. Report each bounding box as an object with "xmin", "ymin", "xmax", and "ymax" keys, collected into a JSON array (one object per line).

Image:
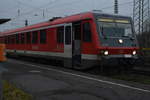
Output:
[{"xmin": 0, "ymin": 0, "xmax": 133, "ymax": 31}]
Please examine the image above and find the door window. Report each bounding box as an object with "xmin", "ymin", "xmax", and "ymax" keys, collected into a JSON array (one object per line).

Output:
[{"xmin": 65, "ymin": 26, "xmax": 71, "ymax": 45}]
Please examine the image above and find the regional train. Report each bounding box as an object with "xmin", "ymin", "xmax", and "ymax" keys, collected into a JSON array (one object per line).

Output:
[{"xmin": 0, "ymin": 11, "xmax": 139, "ymax": 70}]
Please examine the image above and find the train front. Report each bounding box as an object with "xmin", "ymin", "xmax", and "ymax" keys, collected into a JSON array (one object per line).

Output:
[{"xmin": 95, "ymin": 14, "xmax": 139, "ymax": 67}]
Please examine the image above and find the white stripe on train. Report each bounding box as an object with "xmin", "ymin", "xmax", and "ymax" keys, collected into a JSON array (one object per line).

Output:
[{"xmin": 6, "ymin": 49, "xmax": 99, "ymax": 60}]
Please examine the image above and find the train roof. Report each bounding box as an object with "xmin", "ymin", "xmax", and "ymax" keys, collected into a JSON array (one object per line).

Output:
[{"xmin": 0, "ymin": 11, "xmax": 131, "ymax": 36}]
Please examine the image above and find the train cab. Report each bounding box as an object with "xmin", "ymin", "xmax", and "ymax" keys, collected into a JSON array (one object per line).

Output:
[{"xmin": 93, "ymin": 13, "xmax": 139, "ymax": 67}]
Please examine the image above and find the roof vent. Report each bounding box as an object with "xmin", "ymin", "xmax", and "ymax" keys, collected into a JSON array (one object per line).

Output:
[
  {"xmin": 49, "ymin": 17, "xmax": 62, "ymax": 21},
  {"xmin": 92, "ymin": 10, "xmax": 102, "ymax": 13}
]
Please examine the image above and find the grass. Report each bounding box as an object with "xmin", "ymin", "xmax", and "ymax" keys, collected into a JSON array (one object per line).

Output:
[{"xmin": 3, "ymin": 80, "xmax": 33, "ymax": 100}]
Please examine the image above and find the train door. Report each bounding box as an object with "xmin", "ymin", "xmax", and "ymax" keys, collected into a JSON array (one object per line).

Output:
[
  {"xmin": 72, "ymin": 22, "xmax": 82, "ymax": 69},
  {"xmin": 64, "ymin": 23, "xmax": 72, "ymax": 68}
]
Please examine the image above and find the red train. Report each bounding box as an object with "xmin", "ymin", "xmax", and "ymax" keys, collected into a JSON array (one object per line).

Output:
[{"xmin": 0, "ymin": 11, "xmax": 139, "ymax": 70}]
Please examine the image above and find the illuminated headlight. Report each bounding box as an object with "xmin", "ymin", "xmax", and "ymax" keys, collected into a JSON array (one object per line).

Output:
[
  {"xmin": 104, "ymin": 51, "xmax": 109, "ymax": 55},
  {"xmin": 119, "ymin": 39, "xmax": 123, "ymax": 44},
  {"xmin": 132, "ymin": 51, "xmax": 136, "ymax": 55}
]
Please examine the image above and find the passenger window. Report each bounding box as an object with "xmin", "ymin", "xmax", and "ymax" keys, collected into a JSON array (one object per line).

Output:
[
  {"xmin": 26, "ymin": 32, "xmax": 31, "ymax": 44},
  {"xmin": 83, "ymin": 22, "xmax": 92, "ymax": 42},
  {"xmin": 32, "ymin": 31, "xmax": 38, "ymax": 44},
  {"xmin": 13, "ymin": 35, "xmax": 16, "ymax": 44},
  {"xmin": 0, "ymin": 37, "xmax": 2, "ymax": 43},
  {"xmin": 10, "ymin": 35, "xmax": 13, "ymax": 44},
  {"xmin": 8, "ymin": 36, "xmax": 10, "ymax": 44},
  {"xmin": 7, "ymin": 36, "xmax": 10, "ymax": 44},
  {"xmin": 16, "ymin": 34, "xmax": 19, "ymax": 44},
  {"xmin": 5, "ymin": 36, "xmax": 7, "ymax": 44},
  {"xmin": 0, "ymin": 37, "xmax": 3, "ymax": 44},
  {"xmin": 0, "ymin": 37, "xmax": 2, "ymax": 44},
  {"xmin": 65, "ymin": 26, "xmax": 71, "ymax": 44},
  {"xmin": 57, "ymin": 26, "xmax": 64, "ymax": 43},
  {"xmin": 21, "ymin": 33, "xmax": 25, "ymax": 44},
  {"xmin": 40, "ymin": 30, "xmax": 47, "ymax": 44}
]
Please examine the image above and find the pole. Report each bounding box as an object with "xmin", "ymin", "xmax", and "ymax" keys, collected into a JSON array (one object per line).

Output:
[{"xmin": 114, "ymin": 0, "xmax": 118, "ymax": 14}]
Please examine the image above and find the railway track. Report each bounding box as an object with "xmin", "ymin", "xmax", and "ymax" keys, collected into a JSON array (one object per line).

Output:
[
  {"xmin": 7, "ymin": 56, "xmax": 150, "ymax": 85},
  {"xmin": 133, "ymin": 66, "xmax": 150, "ymax": 76}
]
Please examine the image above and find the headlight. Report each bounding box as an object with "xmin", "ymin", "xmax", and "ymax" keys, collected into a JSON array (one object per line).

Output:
[
  {"xmin": 132, "ymin": 51, "xmax": 136, "ymax": 55},
  {"xmin": 119, "ymin": 39, "xmax": 123, "ymax": 44},
  {"xmin": 104, "ymin": 51, "xmax": 109, "ymax": 55}
]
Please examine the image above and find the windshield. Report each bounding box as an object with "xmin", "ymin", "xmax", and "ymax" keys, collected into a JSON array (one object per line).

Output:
[
  {"xmin": 98, "ymin": 19, "xmax": 133, "ymax": 38},
  {"xmin": 96, "ymin": 18, "xmax": 137, "ymax": 47}
]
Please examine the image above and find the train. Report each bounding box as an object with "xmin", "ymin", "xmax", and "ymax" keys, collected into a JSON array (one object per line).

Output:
[{"xmin": 0, "ymin": 11, "xmax": 139, "ymax": 70}]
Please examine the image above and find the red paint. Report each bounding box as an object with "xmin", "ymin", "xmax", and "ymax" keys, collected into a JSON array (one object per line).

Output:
[{"xmin": 0, "ymin": 12, "xmax": 139, "ymax": 57}]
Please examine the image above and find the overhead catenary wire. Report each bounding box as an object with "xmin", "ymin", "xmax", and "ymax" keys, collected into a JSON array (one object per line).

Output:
[
  {"xmin": 0, "ymin": 0, "xmax": 134, "ymax": 31},
  {"xmin": 7, "ymin": 0, "xmax": 133, "ymax": 22}
]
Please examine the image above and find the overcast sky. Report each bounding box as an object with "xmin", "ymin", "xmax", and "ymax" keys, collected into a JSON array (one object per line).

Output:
[{"xmin": 0, "ymin": 0, "xmax": 133, "ymax": 31}]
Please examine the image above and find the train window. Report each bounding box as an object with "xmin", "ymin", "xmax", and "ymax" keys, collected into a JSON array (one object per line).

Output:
[
  {"xmin": 0, "ymin": 37, "xmax": 2, "ymax": 43},
  {"xmin": 83, "ymin": 22, "xmax": 92, "ymax": 42},
  {"xmin": 16, "ymin": 34, "xmax": 19, "ymax": 44},
  {"xmin": 65, "ymin": 26, "xmax": 71, "ymax": 44},
  {"xmin": 32, "ymin": 31, "xmax": 38, "ymax": 44},
  {"xmin": 0, "ymin": 37, "xmax": 3, "ymax": 44},
  {"xmin": 10, "ymin": 35, "xmax": 14, "ymax": 44},
  {"xmin": 9, "ymin": 35, "xmax": 12, "ymax": 44},
  {"xmin": 2, "ymin": 37, "xmax": 4, "ymax": 44},
  {"xmin": 57, "ymin": 26, "xmax": 64, "ymax": 43},
  {"xmin": 1, "ymin": 37, "xmax": 4, "ymax": 43},
  {"xmin": 5, "ymin": 37, "xmax": 7, "ymax": 44},
  {"xmin": 8, "ymin": 35, "xmax": 12, "ymax": 44},
  {"xmin": 9, "ymin": 36, "xmax": 12, "ymax": 44},
  {"xmin": 13, "ymin": 35, "xmax": 16, "ymax": 44},
  {"xmin": 21, "ymin": 33, "xmax": 25, "ymax": 44},
  {"xmin": 7, "ymin": 36, "xmax": 9, "ymax": 44},
  {"xmin": 26, "ymin": 32, "xmax": 31, "ymax": 44},
  {"xmin": 40, "ymin": 29, "xmax": 47, "ymax": 44},
  {"xmin": 7, "ymin": 36, "xmax": 10, "ymax": 44}
]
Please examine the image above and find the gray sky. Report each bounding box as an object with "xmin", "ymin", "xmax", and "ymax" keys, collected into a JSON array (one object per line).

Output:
[{"xmin": 0, "ymin": 0, "xmax": 133, "ymax": 31}]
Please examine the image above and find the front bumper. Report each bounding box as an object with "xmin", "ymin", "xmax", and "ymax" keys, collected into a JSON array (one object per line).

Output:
[{"xmin": 101, "ymin": 54, "xmax": 138, "ymax": 66}]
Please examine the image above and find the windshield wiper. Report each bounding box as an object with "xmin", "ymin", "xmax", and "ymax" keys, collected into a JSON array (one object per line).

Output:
[
  {"xmin": 122, "ymin": 35, "xmax": 135, "ymax": 40},
  {"xmin": 101, "ymin": 26, "xmax": 107, "ymax": 39}
]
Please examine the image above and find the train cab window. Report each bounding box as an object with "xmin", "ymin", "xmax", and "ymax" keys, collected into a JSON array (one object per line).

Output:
[
  {"xmin": 57, "ymin": 26, "xmax": 64, "ymax": 43},
  {"xmin": 83, "ymin": 22, "xmax": 92, "ymax": 42},
  {"xmin": 65, "ymin": 26, "xmax": 71, "ymax": 44},
  {"xmin": 26, "ymin": 32, "xmax": 31, "ymax": 44},
  {"xmin": 32, "ymin": 31, "xmax": 38, "ymax": 44},
  {"xmin": 40, "ymin": 29, "xmax": 47, "ymax": 44},
  {"xmin": 21, "ymin": 33, "xmax": 25, "ymax": 44}
]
